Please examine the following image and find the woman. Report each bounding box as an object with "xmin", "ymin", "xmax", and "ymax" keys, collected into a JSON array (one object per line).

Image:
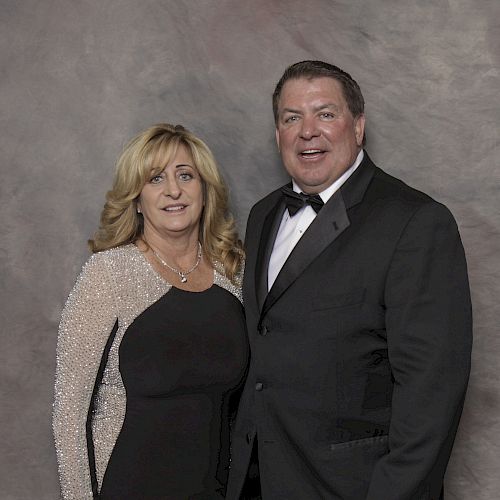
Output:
[{"xmin": 53, "ymin": 124, "xmax": 248, "ymax": 499}]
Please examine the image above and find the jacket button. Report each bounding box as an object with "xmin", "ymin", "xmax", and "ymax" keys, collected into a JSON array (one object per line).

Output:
[
  {"xmin": 259, "ymin": 325, "xmax": 268, "ymax": 336},
  {"xmin": 255, "ymin": 382, "xmax": 264, "ymax": 391},
  {"xmin": 246, "ymin": 432, "xmax": 252, "ymax": 444}
]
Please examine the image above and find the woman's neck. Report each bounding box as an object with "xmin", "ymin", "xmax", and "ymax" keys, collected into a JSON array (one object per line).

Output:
[{"xmin": 141, "ymin": 228, "xmax": 200, "ymax": 267}]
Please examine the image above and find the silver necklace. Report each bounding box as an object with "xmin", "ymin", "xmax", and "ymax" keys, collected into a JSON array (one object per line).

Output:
[{"xmin": 152, "ymin": 242, "xmax": 202, "ymax": 283}]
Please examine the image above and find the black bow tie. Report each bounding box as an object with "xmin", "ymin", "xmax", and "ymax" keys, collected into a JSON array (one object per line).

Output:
[{"xmin": 281, "ymin": 186, "xmax": 324, "ymax": 216}]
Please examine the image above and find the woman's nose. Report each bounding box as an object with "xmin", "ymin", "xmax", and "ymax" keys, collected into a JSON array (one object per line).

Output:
[{"xmin": 163, "ymin": 176, "xmax": 181, "ymax": 198}]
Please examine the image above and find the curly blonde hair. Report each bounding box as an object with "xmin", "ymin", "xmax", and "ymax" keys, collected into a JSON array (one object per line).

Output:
[{"xmin": 89, "ymin": 123, "xmax": 243, "ymax": 281}]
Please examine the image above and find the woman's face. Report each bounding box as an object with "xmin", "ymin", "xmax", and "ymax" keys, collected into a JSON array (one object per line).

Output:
[{"xmin": 138, "ymin": 144, "xmax": 204, "ymax": 240}]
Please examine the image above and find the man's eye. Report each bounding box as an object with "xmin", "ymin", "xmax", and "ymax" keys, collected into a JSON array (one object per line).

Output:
[
  {"xmin": 284, "ymin": 115, "xmax": 299, "ymax": 123},
  {"xmin": 320, "ymin": 112, "xmax": 334, "ymax": 119}
]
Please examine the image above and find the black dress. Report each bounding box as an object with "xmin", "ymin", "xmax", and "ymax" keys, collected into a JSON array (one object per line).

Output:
[{"xmin": 99, "ymin": 285, "xmax": 248, "ymax": 499}]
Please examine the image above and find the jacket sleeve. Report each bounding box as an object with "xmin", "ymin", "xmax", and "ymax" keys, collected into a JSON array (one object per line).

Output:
[
  {"xmin": 366, "ymin": 202, "xmax": 472, "ymax": 500},
  {"xmin": 52, "ymin": 254, "xmax": 117, "ymax": 499}
]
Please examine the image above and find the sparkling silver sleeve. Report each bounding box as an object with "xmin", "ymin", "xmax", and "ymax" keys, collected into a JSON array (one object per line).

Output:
[
  {"xmin": 213, "ymin": 259, "xmax": 244, "ymax": 304},
  {"xmin": 53, "ymin": 253, "xmax": 118, "ymax": 499}
]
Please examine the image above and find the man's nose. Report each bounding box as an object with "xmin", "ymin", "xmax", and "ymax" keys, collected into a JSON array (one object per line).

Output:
[{"xmin": 299, "ymin": 116, "xmax": 320, "ymax": 140}]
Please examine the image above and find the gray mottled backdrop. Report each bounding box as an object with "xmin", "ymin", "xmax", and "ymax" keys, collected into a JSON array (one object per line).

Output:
[{"xmin": 1, "ymin": 0, "xmax": 499, "ymax": 498}]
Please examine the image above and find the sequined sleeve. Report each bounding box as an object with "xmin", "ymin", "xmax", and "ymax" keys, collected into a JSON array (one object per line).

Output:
[
  {"xmin": 213, "ymin": 258, "xmax": 244, "ymax": 304},
  {"xmin": 53, "ymin": 253, "xmax": 118, "ymax": 499}
]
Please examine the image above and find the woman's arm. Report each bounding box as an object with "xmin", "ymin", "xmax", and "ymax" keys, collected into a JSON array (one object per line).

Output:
[{"xmin": 53, "ymin": 253, "xmax": 117, "ymax": 499}]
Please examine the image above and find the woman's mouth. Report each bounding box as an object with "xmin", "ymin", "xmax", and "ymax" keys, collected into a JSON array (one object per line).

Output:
[{"xmin": 163, "ymin": 204, "xmax": 187, "ymax": 212}]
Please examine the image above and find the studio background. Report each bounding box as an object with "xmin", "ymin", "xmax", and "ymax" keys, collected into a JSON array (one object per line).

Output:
[{"xmin": 1, "ymin": 0, "xmax": 499, "ymax": 498}]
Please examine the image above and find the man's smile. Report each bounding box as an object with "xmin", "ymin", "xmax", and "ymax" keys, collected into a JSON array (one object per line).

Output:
[{"xmin": 298, "ymin": 149, "xmax": 327, "ymax": 160}]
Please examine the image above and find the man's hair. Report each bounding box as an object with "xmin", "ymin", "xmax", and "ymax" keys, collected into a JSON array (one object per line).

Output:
[{"xmin": 272, "ymin": 60, "xmax": 365, "ymax": 124}]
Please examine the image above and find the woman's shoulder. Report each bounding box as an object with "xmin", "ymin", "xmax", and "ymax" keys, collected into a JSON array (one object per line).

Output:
[
  {"xmin": 90, "ymin": 243, "xmax": 138, "ymax": 262},
  {"xmin": 76, "ymin": 244, "xmax": 142, "ymax": 284},
  {"xmin": 213, "ymin": 258, "xmax": 244, "ymax": 304},
  {"xmin": 86, "ymin": 243, "xmax": 141, "ymax": 269}
]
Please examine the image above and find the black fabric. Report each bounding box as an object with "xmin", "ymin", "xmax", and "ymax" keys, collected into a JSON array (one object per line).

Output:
[
  {"xmin": 240, "ymin": 438, "xmax": 262, "ymax": 500},
  {"xmin": 281, "ymin": 185, "xmax": 324, "ymax": 215},
  {"xmin": 99, "ymin": 285, "xmax": 248, "ymax": 499},
  {"xmin": 227, "ymin": 153, "xmax": 472, "ymax": 499},
  {"xmin": 86, "ymin": 318, "xmax": 119, "ymax": 499}
]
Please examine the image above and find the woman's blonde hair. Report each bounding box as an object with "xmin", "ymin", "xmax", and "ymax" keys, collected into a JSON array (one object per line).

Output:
[{"xmin": 89, "ymin": 123, "xmax": 243, "ymax": 281}]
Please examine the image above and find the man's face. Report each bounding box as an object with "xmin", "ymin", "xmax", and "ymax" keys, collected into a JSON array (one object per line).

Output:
[{"xmin": 275, "ymin": 77, "xmax": 365, "ymax": 194}]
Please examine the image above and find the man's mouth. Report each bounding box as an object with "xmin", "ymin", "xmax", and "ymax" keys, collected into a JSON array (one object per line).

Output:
[{"xmin": 299, "ymin": 149, "xmax": 325, "ymax": 158}]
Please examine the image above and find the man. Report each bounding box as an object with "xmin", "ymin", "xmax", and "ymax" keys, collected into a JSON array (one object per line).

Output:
[{"xmin": 226, "ymin": 61, "xmax": 472, "ymax": 500}]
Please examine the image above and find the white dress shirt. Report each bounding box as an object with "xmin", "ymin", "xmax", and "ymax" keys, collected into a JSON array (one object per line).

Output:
[{"xmin": 267, "ymin": 150, "xmax": 364, "ymax": 290}]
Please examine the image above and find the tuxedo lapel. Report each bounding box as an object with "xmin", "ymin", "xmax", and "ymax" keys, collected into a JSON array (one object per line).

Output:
[
  {"xmin": 260, "ymin": 153, "xmax": 376, "ymax": 320},
  {"xmin": 261, "ymin": 191, "xmax": 350, "ymax": 319},
  {"xmin": 254, "ymin": 198, "xmax": 286, "ymax": 311}
]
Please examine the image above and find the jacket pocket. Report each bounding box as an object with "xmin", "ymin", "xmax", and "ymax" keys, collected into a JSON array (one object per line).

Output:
[{"xmin": 329, "ymin": 434, "xmax": 388, "ymax": 451}]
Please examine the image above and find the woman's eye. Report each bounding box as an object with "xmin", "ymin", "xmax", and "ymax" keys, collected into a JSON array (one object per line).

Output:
[
  {"xmin": 150, "ymin": 174, "xmax": 163, "ymax": 184},
  {"xmin": 178, "ymin": 172, "xmax": 193, "ymax": 181}
]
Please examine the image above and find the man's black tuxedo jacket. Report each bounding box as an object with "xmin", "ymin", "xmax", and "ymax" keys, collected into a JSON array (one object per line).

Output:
[{"xmin": 226, "ymin": 154, "xmax": 472, "ymax": 500}]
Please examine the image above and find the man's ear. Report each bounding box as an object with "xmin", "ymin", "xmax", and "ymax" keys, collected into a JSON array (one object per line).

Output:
[
  {"xmin": 354, "ymin": 114, "xmax": 365, "ymax": 147},
  {"xmin": 275, "ymin": 128, "xmax": 280, "ymax": 152}
]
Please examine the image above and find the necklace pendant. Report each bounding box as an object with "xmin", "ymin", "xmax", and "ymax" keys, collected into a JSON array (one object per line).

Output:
[{"xmin": 151, "ymin": 241, "xmax": 202, "ymax": 285}]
